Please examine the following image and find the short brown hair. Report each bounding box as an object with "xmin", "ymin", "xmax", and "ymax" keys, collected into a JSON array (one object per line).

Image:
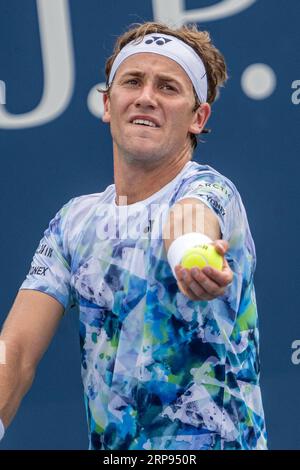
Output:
[{"xmin": 103, "ymin": 22, "xmax": 228, "ymax": 149}]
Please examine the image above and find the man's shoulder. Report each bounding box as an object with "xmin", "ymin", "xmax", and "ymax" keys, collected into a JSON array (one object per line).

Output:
[
  {"xmin": 56, "ymin": 185, "xmax": 115, "ymax": 223},
  {"xmin": 70, "ymin": 186, "xmax": 113, "ymax": 207},
  {"xmin": 177, "ymin": 161, "xmax": 238, "ymax": 202}
]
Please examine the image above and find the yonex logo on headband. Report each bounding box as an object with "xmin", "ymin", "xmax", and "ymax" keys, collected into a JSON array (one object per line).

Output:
[
  {"xmin": 144, "ymin": 36, "xmax": 172, "ymax": 46},
  {"xmin": 108, "ymin": 33, "xmax": 208, "ymax": 103}
]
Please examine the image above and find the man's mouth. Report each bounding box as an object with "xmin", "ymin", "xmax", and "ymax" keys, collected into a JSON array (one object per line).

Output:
[{"xmin": 131, "ymin": 119, "xmax": 159, "ymax": 128}]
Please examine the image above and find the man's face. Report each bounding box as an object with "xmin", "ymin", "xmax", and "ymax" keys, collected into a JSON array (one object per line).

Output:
[{"xmin": 103, "ymin": 53, "xmax": 210, "ymax": 165}]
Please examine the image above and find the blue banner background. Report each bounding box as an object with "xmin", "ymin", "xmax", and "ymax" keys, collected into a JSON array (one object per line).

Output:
[{"xmin": 0, "ymin": 0, "xmax": 299, "ymax": 449}]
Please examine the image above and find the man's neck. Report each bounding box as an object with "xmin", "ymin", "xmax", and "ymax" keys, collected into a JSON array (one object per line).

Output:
[{"xmin": 114, "ymin": 145, "xmax": 193, "ymax": 205}]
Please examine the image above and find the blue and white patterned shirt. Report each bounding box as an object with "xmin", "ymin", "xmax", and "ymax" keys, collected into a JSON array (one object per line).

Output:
[{"xmin": 20, "ymin": 161, "xmax": 267, "ymax": 450}]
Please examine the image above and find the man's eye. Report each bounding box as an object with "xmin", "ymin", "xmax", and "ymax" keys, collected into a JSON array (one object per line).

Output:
[
  {"xmin": 125, "ymin": 79, "xmax": 138, "ymax": 85},
  {"xmin": 160, "ymin": 83, "xmax": 176, "ymax": 91}
]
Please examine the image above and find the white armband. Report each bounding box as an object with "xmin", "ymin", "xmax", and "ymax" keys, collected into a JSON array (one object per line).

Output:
[
  {"xmin": 0, "ymin": 418, "xmax": 5, "ymax": 441},
  {"xmin": 167, "ymin": 232, "xmax": 212, "ymax": 278}
]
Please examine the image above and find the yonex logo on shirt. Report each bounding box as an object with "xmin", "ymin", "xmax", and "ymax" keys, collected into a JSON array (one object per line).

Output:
[
  {"xmin": 29, "ymin": 265, "xmax": 49, "ymax": 276},
  {"xmin": 144, "ymin": 36, "xmax": 172, "ymax": 46}
]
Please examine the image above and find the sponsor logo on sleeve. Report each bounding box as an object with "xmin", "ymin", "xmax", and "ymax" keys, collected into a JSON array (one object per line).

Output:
[
  {"xmin": 29, "ymin": 264, "xmax": 49, "ymax": 276},
  {"xmin": 206, "ymin": 196, "xmax": 226, "ymax": 217},
  {"xmin": 36, "ymin": 243, "xmax": 53, "ymax": 258},
  {"xmin": 194, "ymin": 182, "xmax": 232, "ymax": 199}
]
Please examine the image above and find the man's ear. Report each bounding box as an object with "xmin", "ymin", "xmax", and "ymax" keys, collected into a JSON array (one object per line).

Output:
[
  {"xmin": 189, "ymin": 103, "xmax": 211, "ymax": 135},
  {"xmin": 102, "ymin": 92, "xmax": 111, "ymax": 123}
]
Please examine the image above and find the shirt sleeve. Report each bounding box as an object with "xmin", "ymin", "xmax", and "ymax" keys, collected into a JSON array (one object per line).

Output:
[
  {"xmin": 175, "ymin": 174, "xmax": 235, "ymax": 240},
  {"xmin": 175, "ymin": 173, "xmax": 254, "ymax": 252},
  {"xmin": 175, "ymin": 172, "xmax": 256, "ymax": 313},
  {"xmin": 19, "ymin": 198, "xmax": 75, "ymax": 311}
]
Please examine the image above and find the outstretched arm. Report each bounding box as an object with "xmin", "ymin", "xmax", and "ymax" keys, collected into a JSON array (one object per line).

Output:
[{"xmin": 0, "ymin": 290, "xmax": 63, "ymax": 432}]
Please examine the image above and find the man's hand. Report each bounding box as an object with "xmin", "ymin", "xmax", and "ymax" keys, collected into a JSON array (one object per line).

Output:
[{"xmin": 174, "ymin": 240, "xmax": 233, "ymax": 301}]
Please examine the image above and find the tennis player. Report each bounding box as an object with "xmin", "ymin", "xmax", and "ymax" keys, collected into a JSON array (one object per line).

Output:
[{"xmin": 0, "ymin": 22, "xmax": 267, "ymax": 450}]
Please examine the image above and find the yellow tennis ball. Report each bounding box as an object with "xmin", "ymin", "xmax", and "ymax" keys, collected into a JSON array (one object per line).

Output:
[{"xmin": 181, "ymin": 244, "xmax": 223, "ymax": 270}]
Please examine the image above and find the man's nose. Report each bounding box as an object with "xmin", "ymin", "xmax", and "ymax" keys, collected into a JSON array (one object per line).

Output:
[{"xmin": 134, "ymin": 84, "xmax": 157, "ymax": 108}]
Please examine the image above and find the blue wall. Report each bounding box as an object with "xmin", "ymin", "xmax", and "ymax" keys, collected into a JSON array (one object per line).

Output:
[{"xmin": 0, "ymin": 0, "xmax": 300, "ymax": 449}]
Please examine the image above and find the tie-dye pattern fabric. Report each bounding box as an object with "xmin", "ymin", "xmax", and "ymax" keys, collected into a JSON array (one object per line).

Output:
[{"xmin": 20, "ymin": 161, "xmax": 267, "ymax": 450}]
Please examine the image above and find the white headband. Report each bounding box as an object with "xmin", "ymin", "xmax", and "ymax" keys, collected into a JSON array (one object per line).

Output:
[{"xmin": 108, "ymin": 33, "xmax": 208, "ymax": 103}]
